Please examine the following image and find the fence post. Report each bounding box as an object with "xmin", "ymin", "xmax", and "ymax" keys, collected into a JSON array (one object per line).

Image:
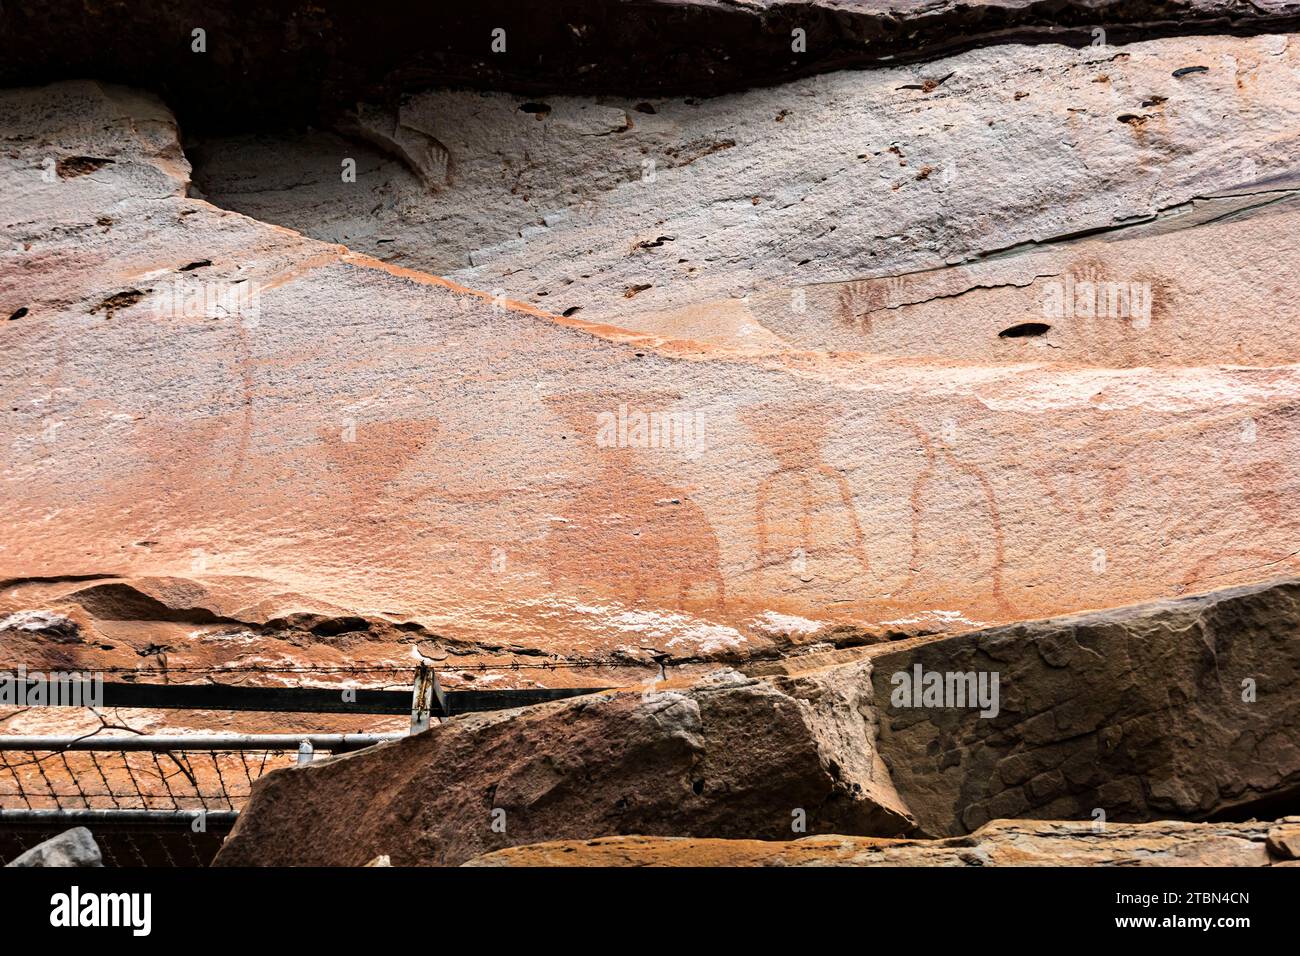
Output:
[{"xmin": 410, "ymin": 664, "xmax": 443, "ymax": 733}]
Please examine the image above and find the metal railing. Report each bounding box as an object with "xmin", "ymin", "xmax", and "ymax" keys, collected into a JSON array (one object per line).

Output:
[
  {"xmin": 0, "ymin": 734, "xmax": 402, "ymax": 821},
  {"xmin": 0, "ymin": 662, "xmax": 613, "ymax": 864}
]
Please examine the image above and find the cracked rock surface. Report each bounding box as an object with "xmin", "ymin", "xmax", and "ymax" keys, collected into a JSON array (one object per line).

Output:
[
  {"xmin": 192, "ymin": 34, "xmax": 1300, "ymax": 338},
  {"xmin": 865, "ymin": 577, "xmax": 1300, "ymax": 835}
]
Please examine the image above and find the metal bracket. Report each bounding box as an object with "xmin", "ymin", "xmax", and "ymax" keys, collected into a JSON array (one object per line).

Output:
[{"xmin": 409, "ymin": 664, "xmax": 444, "ymax": 733}]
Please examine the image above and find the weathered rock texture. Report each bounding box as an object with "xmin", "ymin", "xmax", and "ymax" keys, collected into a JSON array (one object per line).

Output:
[
  {"xmin": 866, "ymin": 578, "xmax": 1300, "ymax": 836},
  {"xmin": 5, "ymin": 44, "xmax": 1300, "ymax": 676},
  {"xmin": 464, "ymin": 817, "xmax": 1300, "ymax": 866},
  {"xmin": 192, "ymin": 33, "xmax": 1300, "ymax": 335},
  {"xmin": 214, "ymin": 666, "xmax": 912, "ymax": 866},
  {"xmin": 215, "ymin": 579, "xmax": 1300, "ymax": 865},
  {"xmin": 4, "ymin": 2, "xmax": 1299, "ymax": 129}
]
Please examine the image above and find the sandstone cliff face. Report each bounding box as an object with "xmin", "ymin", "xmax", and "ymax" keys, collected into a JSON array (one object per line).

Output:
[
  {"xmin": 6, "ymin": 41, "xmax": 1300, "ymax": 679},
  {"xmin": 3, "ymin": 7, "xmax": 1300, "ymax": 870},
  {"xmin": 215, "ymin": 578, "xmax": 1300, "ymax": 865},
  {"xmin": 194, "ymin": 34, "xmax": 1300, "ymax": 340}
]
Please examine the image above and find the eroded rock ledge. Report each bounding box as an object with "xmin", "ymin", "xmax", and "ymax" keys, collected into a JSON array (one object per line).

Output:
[
  {"xmin": 190, "ymin": 32, "xmax": 1300, "ymax": 335},
  {"xmin": 4, "ymin": 1, "xmax": 1300, "ymax": 130},
  {"xmin": 462, "ymin": 817, "xmax": 1300, "ymax": 867},
  {"xmin": 214, "ymin": 578, "xmax": 1300, "ymax": 866}
]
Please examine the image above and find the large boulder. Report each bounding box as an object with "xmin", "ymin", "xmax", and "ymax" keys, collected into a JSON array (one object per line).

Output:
[
  {"xmin": 866, "ymin": 578, "xmax": 1300, "ymax": 836},
  {"xmin": 214, "ymin": 666, "xmax": 912, "ymax": 866},
  {"xmin": 217, "ymin": 578, "xmax": 1300, "ymax": 864},
  {"xmin": 5, "ymin": 828, "xmax": 104, "ymax": 868}
]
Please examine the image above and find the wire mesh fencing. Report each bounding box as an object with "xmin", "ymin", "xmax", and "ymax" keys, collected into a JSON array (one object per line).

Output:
[
  {"xmin": 0, "ymin": 734, "xmax": 402, "ymax": 866},
  {"xmin": 0, "ymin": 824, "xmax": 228, "ymax": 867},
  {"xmin": 4, "ymin": 745, "xmax": 281, "ymax": 814},
  {"xmin": 0, "ymin": 734, "xmax": 400, "ymax": 813},
  {"xmin": 0, "ymin": 662, "xmax": 610, "ymax": 866}
]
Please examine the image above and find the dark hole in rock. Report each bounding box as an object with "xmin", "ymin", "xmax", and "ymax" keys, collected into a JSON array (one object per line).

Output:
[
  {"xmin": 998, "ymin": 322, "xmax": 1051, "ymax": 338},
  {"xmin": 56, "ymin": 155, "xmax": 114, "ymax": 178},
  {"xmin": 179, "ymin": 259, "xmax": 212, "ymax": 271},
  {"xmin": 634, "ymin": 235, "xmax": 675, "ymax": 250},
  {"xmin": 1205, "ymin": 783, "xmax": 1300, "ymax": 823},
  {"xmin": 310, "ymin": 616, "xmax": 371, "ymax": 636},
  {"xmin": 8, "ymin": 307, "xmax": 28, "ymax": 320}
]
